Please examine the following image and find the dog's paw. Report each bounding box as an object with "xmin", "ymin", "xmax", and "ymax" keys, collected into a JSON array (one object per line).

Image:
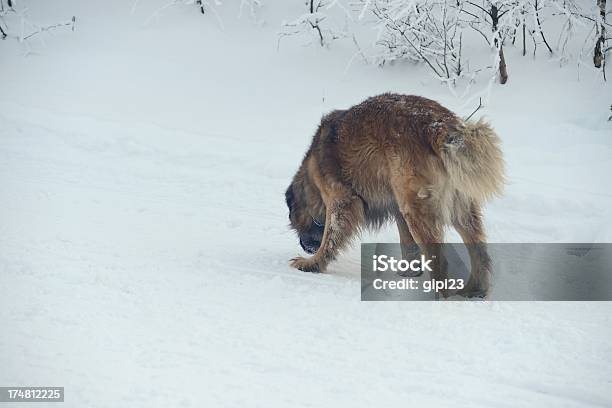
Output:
[{"xmin": 290, "ymin": 257, "xmax": 321, "ymax": 273}]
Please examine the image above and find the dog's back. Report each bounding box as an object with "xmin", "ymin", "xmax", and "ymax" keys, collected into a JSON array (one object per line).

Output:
[{"xmin": 323, "ymin": 93, "xmax": 504, "ymax": 221}]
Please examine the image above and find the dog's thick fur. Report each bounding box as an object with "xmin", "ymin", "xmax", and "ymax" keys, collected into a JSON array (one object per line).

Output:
[{"xmin": 285, "ymin": 93, "xmax": 504, "ymax": 297}]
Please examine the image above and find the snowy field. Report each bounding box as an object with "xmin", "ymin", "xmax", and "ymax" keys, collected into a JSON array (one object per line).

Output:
[{"xmin": 1, "ymin": 0, "xmax": 612, "ymax": 406}]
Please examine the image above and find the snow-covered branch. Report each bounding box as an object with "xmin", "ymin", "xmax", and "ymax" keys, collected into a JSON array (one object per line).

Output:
[
  {"xmin": 0, "ymin": 0, "xmax": 75, "ymax": 44},
  {"xmin": 279, "ymin": 0, "xmax": 349, "ymax": 48}
]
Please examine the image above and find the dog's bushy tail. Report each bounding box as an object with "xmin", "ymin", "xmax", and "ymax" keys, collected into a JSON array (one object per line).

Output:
[{"xmin": 441, "ymin": 119, "xmax": 505, "ymax": 203}]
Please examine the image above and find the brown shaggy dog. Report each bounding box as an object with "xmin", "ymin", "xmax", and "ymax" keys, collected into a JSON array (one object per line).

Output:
[{"xmin": 285, "ymin": 93, "xmax": 504, "ymax": 297}]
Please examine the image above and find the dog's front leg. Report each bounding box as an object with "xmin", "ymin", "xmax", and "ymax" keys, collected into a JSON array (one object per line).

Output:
[{"xmin": 291, "ymin": 195, "xmax": 364, "ymax": 273}]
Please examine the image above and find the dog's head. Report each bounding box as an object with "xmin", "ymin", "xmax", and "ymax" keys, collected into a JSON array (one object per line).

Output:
[
  {"xmin": 285, "ymin": 183, "xmax": 324, "ymax": 254},
  {"xmin": 285, "ymin": 111, "xmax": 345, "ymax": 254}
]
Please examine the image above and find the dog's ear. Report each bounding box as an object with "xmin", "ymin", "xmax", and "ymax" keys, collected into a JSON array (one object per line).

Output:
[
  {"xmin": 323, "ymin": 121, "xmax": 339, "ymax": 142},
  {"xmin": 285, "ymin": 185, "xmax": 295, "ymax": 210},
  {"xmin": 320, "ymin": 110, "xmax": 343, "ymax": 143}
]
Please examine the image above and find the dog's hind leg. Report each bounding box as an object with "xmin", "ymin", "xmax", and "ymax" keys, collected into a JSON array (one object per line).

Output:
[
  {"xmin": 291, "ymin": 192, "xmax": 364, "ymax": 273},
  {"xmin": 395, "ymin": 213, "xmax": 416, "ymax": 247},
  {"xmin": 394, "ymin": 213, "xmax": 421, "ymax": 277},
  {"xmin": 390, "ymin": 178, "xmax": 451, "ymax": 297},
  {"xmin": 452, "ymin": 202, "xmax": 491, "ymax": 298}
]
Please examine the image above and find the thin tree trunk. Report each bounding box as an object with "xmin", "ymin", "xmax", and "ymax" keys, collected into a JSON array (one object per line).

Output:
[
  {"xmin": 491, "ymin": 5, "xmax": 509, "ymax": 84},
  {"xmin": 499, "ymin": 47, "xmax": 509, "ymax": 84},
  {"xmin": 456, "ymin": 33, "xmax": 463, "ymax": 77},
  {"xmin": 196, "ymin": 0, "xmax": 204, "ymax": 14},
  {"xmin": 534, "ymin": 0, "xmax": 553, "ymax": 54},
  {"xmin": 594, "ymin": 0, "xmax": 607, "ymax": 68},
  {"xmin": 308, "ymin": 0, "xmax": 324, "ymax": 47},
  {"xmin": 522, "ymin": 17, "xmax": 526, "ymax": 56}
]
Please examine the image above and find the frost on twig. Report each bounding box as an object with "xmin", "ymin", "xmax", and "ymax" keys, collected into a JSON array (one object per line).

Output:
[
  {"xmin": 142, "ymin": 0, "xmax": 224, "ymax": 29},
  {"xmin": 278, "ymin": 0, "xmax": 348, "ymax": 49},
  {"xmin": 363, "ymin": 0, "xmax": 466, "ymax": 83},
  {"xmin": 356, "ymin": 0, "xmax": 583, "ymax": 87},
  {"xmin": 239, "ymin": 0, "xmax": 263, "ymax": 23},
  {"xmin": 553, "ymin": 0, "xmax": 610, "ymax": 80},
  {"xmin": 0, "ymin": 0, "xmax": 75, "ymax": 44}
]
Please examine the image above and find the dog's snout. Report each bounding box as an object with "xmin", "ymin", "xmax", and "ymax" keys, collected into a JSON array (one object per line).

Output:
[{"xmin": 300, "ymin": 237, "xmax": 321, "ymax": 254}]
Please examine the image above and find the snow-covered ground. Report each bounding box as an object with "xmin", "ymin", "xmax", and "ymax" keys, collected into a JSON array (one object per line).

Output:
[{"xmin": 1, "ymin": 1, "xmax": 611, "ymax": 406}]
